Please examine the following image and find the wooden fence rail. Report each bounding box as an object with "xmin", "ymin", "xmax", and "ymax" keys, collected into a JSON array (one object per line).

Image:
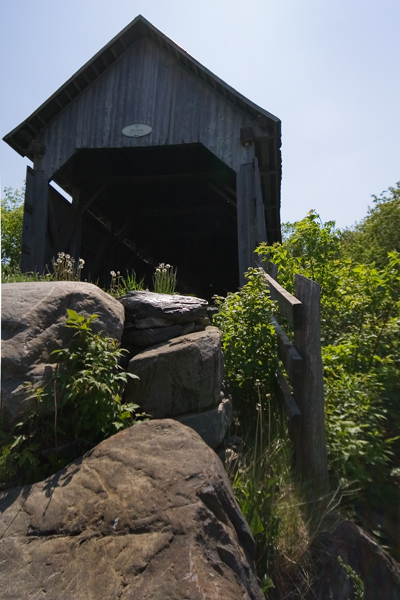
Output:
[{"xmin": 260, "ymin": 262, "xmax": 328, "ymax": 488}]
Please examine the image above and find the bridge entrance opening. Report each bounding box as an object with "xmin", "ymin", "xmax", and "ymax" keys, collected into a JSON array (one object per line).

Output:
[{"xmin": 53, "ymin": 143, "xmax": 239, "ymax": 299}]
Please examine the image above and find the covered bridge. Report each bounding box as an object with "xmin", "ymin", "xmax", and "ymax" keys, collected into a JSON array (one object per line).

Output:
[{"xmin": 4, "ymin": 15, "xmax": 281, "ymax": 298}]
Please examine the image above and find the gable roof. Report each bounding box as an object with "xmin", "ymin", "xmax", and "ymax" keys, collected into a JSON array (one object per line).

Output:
[{"xmin": 4, "ymin": 15, "xmax": 280, "ymax": 160}]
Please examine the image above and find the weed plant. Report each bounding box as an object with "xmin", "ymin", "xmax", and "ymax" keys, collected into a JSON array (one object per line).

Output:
[
  {"xmin": 1, "ymin": 252, "xmax": 85, "ymax": 283},
  {"xmin": 109, "ymin": 269, "xmax": 144, "ymax": 296},
  {"xmin": 0, "ymin": 310, "xmax": 144, "ymax": 488},
  {"xmin": 1, "ymin": 267, "xmax": 47, "ymax": 283},
  {"xmin": 338, "ymin": 556, "xmax": 366, "ymax": 599},
  {"xmin": 153, "ymin": 263, "xmax": 177, "ymax": 294},
  {"xmin": 51, "ymin": 252, "xmax": 85, "ymax": 281}
]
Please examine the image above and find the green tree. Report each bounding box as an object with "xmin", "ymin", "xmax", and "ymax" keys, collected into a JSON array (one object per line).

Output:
[
  {"xmin": 341, "ymin": 182, "xmax": 400, "ymax": 268},
  {"xmin": 1, "ymin": 186, "xmax": 24, "ymax": 269}
]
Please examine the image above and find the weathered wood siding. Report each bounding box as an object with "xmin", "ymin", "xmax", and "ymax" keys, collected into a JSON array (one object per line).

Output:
[{"xmin": 39, "ymin": 38, "xmax": 264, "ymax": 181}]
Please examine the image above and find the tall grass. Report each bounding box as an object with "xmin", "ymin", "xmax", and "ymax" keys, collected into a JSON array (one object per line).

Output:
[{"xmin": 229, "ymin": 383, "xmax": 343, "ymax": 598}]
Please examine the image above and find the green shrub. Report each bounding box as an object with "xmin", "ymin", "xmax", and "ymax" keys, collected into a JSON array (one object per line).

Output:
[
  {"xmin": 50, "ymin": 309, "xmax": 140, "ymax": 441},
  {"xmin": 0, "ymin": 310, "xmax": 142, "ymax": 487},
  {"xmin": 213, "ymin": 268, "xmax": 278, "ymax": 408},
  {"xmin": 323, "ymin": 364, "xmax": 392, "ymax": 488},
  {"xmin": 255, "ymin": 209, "xmax": 400, "ymax": 557}
]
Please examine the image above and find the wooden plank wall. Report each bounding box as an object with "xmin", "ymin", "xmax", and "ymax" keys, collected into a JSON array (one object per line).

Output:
[{"xmin": 37, "ymin": 37, "xmax": 268, "ymax": 182}]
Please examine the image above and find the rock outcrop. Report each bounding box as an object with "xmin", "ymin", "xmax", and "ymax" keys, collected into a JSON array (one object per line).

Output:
[
  {"xmin": 0, "ymin": 420, "xmax": 264, "ymax": 600},
  {"xmin": 1, "ymin": 282, "xmax": 125, "ymax": 430}
]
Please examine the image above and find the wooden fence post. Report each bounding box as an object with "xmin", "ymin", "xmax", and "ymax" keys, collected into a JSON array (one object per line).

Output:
[{"xmin": 294, "ymin": 274, "xmax": 328, "ymax": 488}]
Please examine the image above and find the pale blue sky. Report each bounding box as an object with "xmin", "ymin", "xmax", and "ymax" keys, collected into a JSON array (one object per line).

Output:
[{"xmin": 1, "ymin": 0, "xmax": 399, "ymax": 229}]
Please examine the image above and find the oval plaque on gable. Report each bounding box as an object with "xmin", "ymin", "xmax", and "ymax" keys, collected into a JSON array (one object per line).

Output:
[{"xmin": 122, "ymin": 123, "xmax": 153, "ymax": 138}]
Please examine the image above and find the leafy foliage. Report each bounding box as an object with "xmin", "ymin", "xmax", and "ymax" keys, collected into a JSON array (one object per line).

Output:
[
  {"xmin": 216, "ymin": 193, "xmax": 400, "ymax": 592},
  {"xmin": 213, "ymin": 268, "xmax": 278, "ymax": 407},
  {"xmin": 51, "ymin": 310, "xmax": 140, "ymax": 440},
  {"xmin": 323, "ymin": 367, "xmax": 392, "ymax": 487},
  {"xmin": 341, "ymin": 181, "xmax": 400, "ymax": 269},
  {"xmin": 1, "ymin": 186, "xmax": 24, "ymax": 270},
  {"xmin": 338, "ymin": 556, "xmax": 365, "ymax": 599},
  {"xmin": 256, "ymin": 203, "xmax": 400, "ymax": 556}
]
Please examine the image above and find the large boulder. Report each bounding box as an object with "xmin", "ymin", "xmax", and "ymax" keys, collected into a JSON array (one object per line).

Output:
[
  {"xmin": 0, "ymin": 420, "xmax": 264, "ymax": 600},
  {"xmin": 1, "ymin": 282, "xmax": 125, "ymax": 430},
  {"xmin": 125, "ymin": 327, "xmax": 224, "ymax": 418}
]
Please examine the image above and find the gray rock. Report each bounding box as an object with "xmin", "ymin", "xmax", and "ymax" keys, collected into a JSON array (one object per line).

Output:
[
  {"xmin": 1, "ymin": 282, "xmax": 125, "ymax": 430},
  {"xmin": 123, "ymin": 322, "xmax": 206, "ymax": 348},
  {"xmin": 0, "ymin": 420, "xmax": 264, "ymax": 600},
  {"xmin": 314, "ymin": 519, "xmax": 400, "ymax": 599},
  {"xmin": 118, "ymin": 290, "xmax": 208, "ymax": 324},
  {"xmin": 175, "ymin": 398, "xmax": 233, "ymax": 449},
  {"xmin": 125, "ymin": 327, "xmax": 224, "ymax": 418}
]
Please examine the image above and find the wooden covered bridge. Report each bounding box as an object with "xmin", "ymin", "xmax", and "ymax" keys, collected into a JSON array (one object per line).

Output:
[{"xmin": 4, "ymin": 15, "xmax": 282, "ymax": 298}]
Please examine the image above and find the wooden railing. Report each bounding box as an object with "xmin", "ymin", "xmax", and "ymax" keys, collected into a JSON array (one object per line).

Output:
[{"xmin": 259, "ymin": 262, "xmax": 328, "ymax": 488}]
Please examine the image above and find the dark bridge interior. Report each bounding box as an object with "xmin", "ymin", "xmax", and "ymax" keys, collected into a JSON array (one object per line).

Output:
[{"xmin": 53, "ymin": 143, "xmax": 239, "ymax": 299}]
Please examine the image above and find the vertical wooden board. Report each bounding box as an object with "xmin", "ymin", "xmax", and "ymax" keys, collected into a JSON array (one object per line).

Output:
[
  {"xmin": 20, "ymin": 166, "xmax": 35, "ymax": 271},
  {"xmin": 68, "ymin": 189, "xmax": 83, "ymax": 260},
  {"xmin": 25, "ymin": 170, "xmax": 48, "ymax": 272},
  {"xmin": 248, "ymin": 158, "xmax": 259, "ymax": 265},
  {"xmin": 294, "ymin": 274, "xmax": 328, "ymax": 488},
  {"xmin": 236, "ymin": 163, "xmax": 252, "ymax": 286},
  {"xmin": 254, "ymin": 157, "xmax": 267, "ymax": 245}
]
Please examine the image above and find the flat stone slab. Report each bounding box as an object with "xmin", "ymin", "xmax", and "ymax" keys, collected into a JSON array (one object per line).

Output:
[
  {"xmin": 125, "ymin": 327, "xmax": 224, "ymax": 418},
  {"xmin": 1, "ymin": 282, "xmax": 125, "ymax": 430},
  {"xmin": 0, "ymin": 420, "xmax": 263, "ymax": 600},
  {"xmin": 118, "ymin": 290, "xmax": 208, "ymax": 324}
]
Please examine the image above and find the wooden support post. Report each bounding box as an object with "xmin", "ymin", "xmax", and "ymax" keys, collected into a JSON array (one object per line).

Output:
[
  {"xmin": 255, "ymin": 159, "xmax": 266, "ymax": 245},
  {"xmin": 20, "ymin": 166, "xmax": 34, "ymax": 272},
  {"xmin": 294, "ymin": 274, "xmax": 328, "ymax": 488},
  {"xmin": 20, "ymin": 166, "xmax": 48, "ymax": 272},
  {"xmin": 68, "ymin": 188, "xmax": 83, "ymax": 259},
  {"xmin": 236, "ymin": 158, "xmax": 267, "ymax": 286},
  {"xmin": 236, "ymin": 163, "xmax": 251, "ymax": 286}
]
